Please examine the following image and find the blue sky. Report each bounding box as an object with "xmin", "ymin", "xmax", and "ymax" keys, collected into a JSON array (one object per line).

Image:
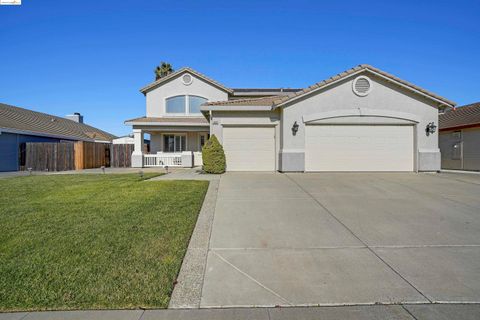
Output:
[{"xmin": 1, "ymin": 0, "xmax": 479, "ymax": 136}]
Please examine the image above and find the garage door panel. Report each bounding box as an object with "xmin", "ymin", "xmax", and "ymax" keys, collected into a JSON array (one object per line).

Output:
[
  {"xmin": 306, "ymin": 125, "xmax": 414, "ymax": 172},
  {"xmin": 223, "ymin": 126, "xmax": 275, "ymax": 171}
]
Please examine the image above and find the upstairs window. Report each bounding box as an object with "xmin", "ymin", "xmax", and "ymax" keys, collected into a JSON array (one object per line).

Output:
[
  {"xmin": 166, "ymin": 96, "xmax": 186, "ymax": 113},
  {"xmin": 165, "ymin": 95, "xmax": 207, "ymax": 114},
  {"xmin": 189, "ymin": 96, "xmax": 208, "ymax": 114}
]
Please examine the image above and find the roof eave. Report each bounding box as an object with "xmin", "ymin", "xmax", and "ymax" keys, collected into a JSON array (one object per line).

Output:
[
  {"xmin": 124, "ymin": 121, "xmax": 209, "ymax": 126},
  {"xmin": 200, "ymin": 105, "xmax": 273, "ymax": 112},
  {"xmin": 139, "ymin": 67, "xmax": 233, "ymax": 95},
  {"xmin": 273, "ymin": 67, "xmax": 456, "ymax": 109},
  {"xmin": 0, "ymin": 127, "xmax": 97, "ymax": 142}
]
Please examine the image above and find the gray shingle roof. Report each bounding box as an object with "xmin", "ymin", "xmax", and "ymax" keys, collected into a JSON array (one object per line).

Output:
[
  {"xmin": 203, "ymin": 96, "xmax": 282, "ymax": 106},
  {"xmin": 124, "ymin": 116, "xmax": 209, "ymax": 124},
  {"xmin": 440, "ymin": 102, "xmax": 480, "ymax": 130},
  {"xmin": 0, "ymin": 103, "xmax": 116, "ymax": 142}
]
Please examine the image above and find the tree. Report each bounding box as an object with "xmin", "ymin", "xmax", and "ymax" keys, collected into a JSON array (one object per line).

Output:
[
  {"xmin": 154, "ymin": 62, "xmax": 174, "ymax": 80},
  {"xmin": 202, "ymin": 135, "xmax": 226, "ymax": 174}
]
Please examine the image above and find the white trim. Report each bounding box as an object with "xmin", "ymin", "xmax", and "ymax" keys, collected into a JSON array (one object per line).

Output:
[
  {"xmin": 200, "ymin": 105, "xmax": 273, "ymax": 112},
  {"xmin": 165, "ymin": 94, "xmax": 208, "ymax": 116},
  {"xmin": 302, "ymin": 108, "xmax": 421, "ymax": 123},
  {"xmin": 125, "ymin": 121, "xmax": 209, "ymax": 127},
  {"xmin": 352, "ymin": 75, "xmax": 372, "ymax": 97}
]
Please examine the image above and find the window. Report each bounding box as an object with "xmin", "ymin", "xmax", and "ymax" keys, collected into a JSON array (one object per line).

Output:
[
  {"xmin": 189, "ymin": 96, "xmax": 208, "ymax": 114},
  {"xmin": 166, "ymin": 96, "xmax": 186, "ymax": 113},
  {"xmin": 199, "ymin": 133, "xmax": 208, "ymax": 149},
  {"xmin": 163, "ymin": 134, "xmax": 186, "ymax": 152},
  {"xmin": 165, "ymin": 95, "xmax": 207, "ymax": 114}
]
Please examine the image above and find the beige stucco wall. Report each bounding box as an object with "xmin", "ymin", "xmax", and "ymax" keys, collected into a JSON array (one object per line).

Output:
[
  {"xmin": 145, "ymin": 73, "xmax": 229, "ymax": 117},
  {"xmin": 280, "ymin": 72, "xmax": 441, "ymax": 171}
]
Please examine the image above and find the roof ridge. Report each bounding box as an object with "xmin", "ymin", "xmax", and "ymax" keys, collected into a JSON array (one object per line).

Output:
[
  {"xmin": 203, "ymin": 95, "xmax": 284, "ymax": 106},
  {"xmin": 0, "ymin": 102, "xmax": 116, "ymax": 141},
  {"xmin": 139, "ymin": 67, "xmax": 233, "ymax": 94},
  {"xmin": 272, "ymin": 64, "xmax": 456, "ymax": 108}
]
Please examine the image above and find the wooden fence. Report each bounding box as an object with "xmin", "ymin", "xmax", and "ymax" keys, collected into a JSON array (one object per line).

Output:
[
  {"xmin": 110, "ymin": 144, "xmax": 133, "ymax": 168},
  {"xmin": 74, "ymin": 141, "xmax": 110, "ymax": 170},
  {"xmin": 25, "ymin": 142, "xmax": 75, "ymax": 171},
  {"xmin": 23, "ymin": 142, "xmax": 135, "ymax": 171}
]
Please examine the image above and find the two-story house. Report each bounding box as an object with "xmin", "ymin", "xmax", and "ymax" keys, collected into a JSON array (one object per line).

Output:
[{"xmin": 125, "ymin": 65, "xmax": 455, "ymax": 172}]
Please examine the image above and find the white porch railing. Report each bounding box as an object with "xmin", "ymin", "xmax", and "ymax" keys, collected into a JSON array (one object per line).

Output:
[{"xmin": 143, "ymin": 153, "xmax": 183, "ymax": 167}]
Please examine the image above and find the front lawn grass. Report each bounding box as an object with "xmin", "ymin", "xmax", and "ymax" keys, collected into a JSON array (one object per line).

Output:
[{"xmin": 0, "ymin": 173, "xmax": 209, "ymax": 311}]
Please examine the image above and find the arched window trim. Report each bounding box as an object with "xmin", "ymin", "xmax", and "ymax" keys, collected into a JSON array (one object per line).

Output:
[{"xmin": 165, "ymin": 95, "xmax": 208, "ymax": 115}]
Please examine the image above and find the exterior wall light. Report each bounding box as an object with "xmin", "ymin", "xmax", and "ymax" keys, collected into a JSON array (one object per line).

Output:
[
  {"xmin": 292, "ymin": 121, "xmax": 299, "ymax": 136},
  {"xmin": 426, "ymin": 122, "xmax": 437, "ymax": 136}
]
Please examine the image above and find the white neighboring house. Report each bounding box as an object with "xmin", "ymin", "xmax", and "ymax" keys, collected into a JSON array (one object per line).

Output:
[
  {"xmin": 125, "ymin": 65, "xmax": 455, "ymax": 172},
  {"xmin": 112, "ymin": 135, "xmax": 135, "ymax": 144}
]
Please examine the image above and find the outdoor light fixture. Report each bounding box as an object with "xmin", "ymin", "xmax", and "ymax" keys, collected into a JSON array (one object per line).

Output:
[
  {"xmin": 292, "ymin": 121, "xmax": 299, "ymax": 136},
  {"xmin": 425, "ymin": 122, "xmax": 437, "ymax": 136}
]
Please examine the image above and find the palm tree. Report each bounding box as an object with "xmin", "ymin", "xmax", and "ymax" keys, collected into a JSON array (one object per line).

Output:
[{"xmin": 154, "ymin": 62, "xmax": 174, "ymax": 80}]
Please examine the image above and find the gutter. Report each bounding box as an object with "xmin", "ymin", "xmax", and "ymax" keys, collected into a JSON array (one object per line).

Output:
[
  {"xmin": 0, "ymin": 127, "xmax": 98, "ymax": 143},
  {"xmin": 200, "ymin": 105, "xmax": 273, "ymax": 112}
]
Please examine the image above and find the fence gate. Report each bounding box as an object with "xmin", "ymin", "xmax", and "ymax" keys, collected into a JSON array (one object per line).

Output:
[{"xmin": 110, "ymin": 144, "xmax": 133, "ymax": 168}]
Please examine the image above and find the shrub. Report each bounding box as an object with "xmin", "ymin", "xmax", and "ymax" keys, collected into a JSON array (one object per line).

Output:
[{"xmin": 202, "ymin": 135, "xmax": 226, "ymax": 174}]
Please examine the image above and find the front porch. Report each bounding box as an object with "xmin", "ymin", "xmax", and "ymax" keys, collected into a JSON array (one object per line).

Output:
[{"xmin": 130, "ymin": 127, "xmax": 209, "ymax": 168}]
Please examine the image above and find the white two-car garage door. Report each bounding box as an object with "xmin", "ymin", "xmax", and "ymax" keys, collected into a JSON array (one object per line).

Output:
[
  {"xmin": 223, "ymin": 126, "xmax": 275, "ymax": 171},
  {"xmin": 305, "ymin": 125, "xmax": 414, "ymax": 171}
]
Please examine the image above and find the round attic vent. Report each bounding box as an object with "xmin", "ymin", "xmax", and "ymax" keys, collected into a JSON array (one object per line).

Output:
[
  {"xmin": 182, "ymin": 73, "xmax": 193, "ymax": 85},
  {"xmin": 353, "ymin": 76, "xmax": 372, "ymax": 96}
]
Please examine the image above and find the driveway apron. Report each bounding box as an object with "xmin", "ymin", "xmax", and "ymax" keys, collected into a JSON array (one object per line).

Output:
[{"xmin": 197, "ymin": 172, "xmax": 480, "ymax": 307}]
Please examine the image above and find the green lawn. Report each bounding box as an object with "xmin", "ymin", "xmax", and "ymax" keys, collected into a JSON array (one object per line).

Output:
[{"xmin": 0, "ymin": 173, "xmax": 209, "ymax": 311}]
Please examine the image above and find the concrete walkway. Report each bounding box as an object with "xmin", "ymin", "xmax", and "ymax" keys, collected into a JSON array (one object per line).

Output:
[
  {"xmin": 1, "ymin": 304, "xmax": 479, "ymax": 320},
  {"xmin": 148, "ymin": 167, "xmax": 221, "ymax": 181},
  {"xmin": 201, "ymin": 172, "xmax": 480, "ymax": 308}
]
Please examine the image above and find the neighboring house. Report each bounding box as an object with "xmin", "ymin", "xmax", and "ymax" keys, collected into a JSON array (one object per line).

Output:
[
  {"xmin": 112, "ymin": 134, "xmax": 150, "ymax": 152},
  {"xmin": 125, "ymin": 64, "xmax": 455, "ymax": 172},
  {"xmin": 439, "ymin": 102, "xmax": 480, "ymax": 171},
  {"xmin": 0, "ymin": 103, "xmax": 116, "ymax": 172},
  {"xmin": 112, "ymin": 135, "xmax": 135, "ymax": 144}
]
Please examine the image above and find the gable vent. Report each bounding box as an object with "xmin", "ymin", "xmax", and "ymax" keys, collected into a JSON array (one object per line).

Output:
[
  {"xmin": 353, "ymin": 76, "xmax": 372, "ymax": 96},
  {"xmin": 182, "ymin": 73, "xmax": 193, "ymax": 85}
]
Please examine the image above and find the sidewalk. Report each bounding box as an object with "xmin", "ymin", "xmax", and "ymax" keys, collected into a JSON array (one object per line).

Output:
[{"xmin": 1, "ymin": 304, "xmax": 479, "ymax": 320}]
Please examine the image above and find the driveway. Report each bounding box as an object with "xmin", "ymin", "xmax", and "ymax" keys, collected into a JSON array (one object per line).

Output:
[{"xmin": 200, "ymin": 172, "xmax": 480, "ymax": 307}]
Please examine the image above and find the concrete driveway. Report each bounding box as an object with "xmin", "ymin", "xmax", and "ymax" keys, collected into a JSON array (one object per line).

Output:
[{"xmin": 200, "ymin": 172, "xmax": 480, "ymax": 307}]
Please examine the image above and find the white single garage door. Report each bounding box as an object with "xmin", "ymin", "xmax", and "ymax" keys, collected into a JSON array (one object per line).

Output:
[
  {"xmin": 305, "ymin": 125, "xmax": 414, "ymax": 171},
  {"xmin": 223, "ymin": 126, "xmax": 275, "ymax": 171}
]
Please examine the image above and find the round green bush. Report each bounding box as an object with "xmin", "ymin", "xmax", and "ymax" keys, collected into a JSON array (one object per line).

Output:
[{"xmin": 202, "ymin": 135, "xmax": 226, "ymax": 174}]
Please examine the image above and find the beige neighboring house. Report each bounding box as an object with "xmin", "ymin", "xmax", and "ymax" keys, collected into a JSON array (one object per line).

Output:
[
  {"xmin": 125, "ymin": 65, "xmax": 455, "ymax": 172},
  {"xmin": 439, "ymin": 102, "xmax": 480, "ymax": 171}
]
